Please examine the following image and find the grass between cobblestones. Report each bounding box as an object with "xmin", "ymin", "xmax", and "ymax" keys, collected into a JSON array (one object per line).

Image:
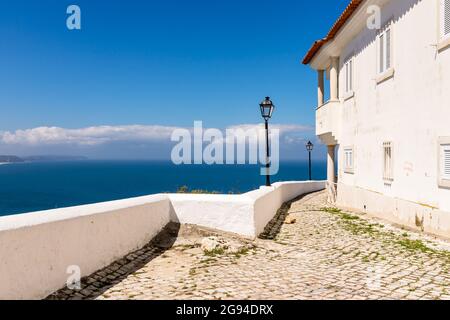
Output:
[
  {"xmin": 46, "ymin": 191, "xmax": 450, "ymax": 300},
  {"xmin": 321, "ymin": 207, "xmax": 450, "ymax": 264}
]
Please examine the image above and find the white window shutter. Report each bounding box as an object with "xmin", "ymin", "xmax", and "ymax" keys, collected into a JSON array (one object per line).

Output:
[
  {"xmin": 349, "ymin": 60, "xmax": 353, "ymax": 91},
  {"xmin": 383, "ymin": 142, "xmax": 393, "ymax": 181},
  {"xmin": 443, "ymin": 147, "xmax": 450, "ymax": 179},
  {"xmin": 386, "ymin": 29, "xmax": 391, "ymax": 69},
  {"xmin": 442, "ymin": 0, "xmax": 450, "ymax": 38},
  {"xmin": 379, "ymin": 34, "xmax": 384, "ymax": 73},
  {"xmin": 345, "ymin": 63, "xmax": 349, "ymax": 92}
]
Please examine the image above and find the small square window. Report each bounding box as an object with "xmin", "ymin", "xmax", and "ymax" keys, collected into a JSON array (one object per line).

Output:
[
  {"xmin": 441, "ymin": 146, "xmax": 450, "ymax": 179},
  {"xmin": 438, "ymin": 138, "xmax": 450, "ymax": 189},
  {"xmin": 440, "ymin": 144, "xmax": 450, "ymax": 179},
  {"xmin": 344, "ymin": 147, "xmax": 354, "ymax": 174},
  {"xmin": 383, "ymin": 142, "xmax": 394, "ymax": 182}
]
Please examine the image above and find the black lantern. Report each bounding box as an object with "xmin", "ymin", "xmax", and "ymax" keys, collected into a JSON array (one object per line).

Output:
[
  {"xmin": 260, "ymin": 97, "xmax": 275, "ymax": 187},
  {"xmin": 259, "ymin": 97, "xmax": 275, "ymax": 121},
  {"xmin": 306, "ymin": 141, "xmax": 314, "ymax": 180}
]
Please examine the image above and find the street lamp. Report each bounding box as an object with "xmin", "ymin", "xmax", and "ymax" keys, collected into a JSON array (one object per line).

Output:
[
  {"xmin": 306, "ymin": 141, "xmax": 314, "ymax": 181},
  {"xmin": 260, "ymin": 97, "xmax": 275, "ymax": 187}
]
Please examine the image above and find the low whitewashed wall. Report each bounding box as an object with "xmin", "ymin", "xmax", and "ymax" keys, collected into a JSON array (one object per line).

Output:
[
  {"xmin": 0, "ymin": 195, "xmax": 171, "ymax": 300},
  {"xmin": 168, "ymin": 194, "xmax": 255, "ymax": 237},
  {"xmin": 169, "ymin": 181, "xmax": 326, "ymax": 238},
  {"xmin": 245, "ymin": 181, "xmax": 326, "ymax": 236},
  {"xmin": 0, "ymin": 181, "xmax": 325, "ymax": 300}
]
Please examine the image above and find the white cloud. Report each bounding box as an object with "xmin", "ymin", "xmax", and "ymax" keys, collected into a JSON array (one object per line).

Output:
[
  {"xmin": 0, "ymin": 123, "xmax": 313, "ymax": 146},
  {"xmin": 0, "ymin": 125, "xmax": 183, "ymax": 146},
  {"xmin": 226, "ymin": 124, "xmax": 312, "ymax": 134}
]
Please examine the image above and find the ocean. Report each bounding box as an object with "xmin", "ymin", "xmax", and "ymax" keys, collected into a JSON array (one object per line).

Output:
[{"xmin": 0, "ymin": 160, "xmax": 327, "ymax": 217}]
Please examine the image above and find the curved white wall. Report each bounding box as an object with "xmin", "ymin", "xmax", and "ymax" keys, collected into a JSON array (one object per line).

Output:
[
  {"xmin": 0, "ymin": 181, "xmax": 325, "ymax": 300},
  {"xmin": 169, "ymin": 194, "xmax": 255, "ymax": 237},
  {"xmin": 169, "ymin": 181, "xmax": 326, "ymax": 238},
  {"xmin": 245, "ymin": 181, "xmax": 326, "ymax": 236}
]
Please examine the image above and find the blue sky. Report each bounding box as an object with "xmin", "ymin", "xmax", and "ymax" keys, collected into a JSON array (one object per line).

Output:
[{"xmin": 0, "ymin": 0, "xmax": 347, "ymax": 159}]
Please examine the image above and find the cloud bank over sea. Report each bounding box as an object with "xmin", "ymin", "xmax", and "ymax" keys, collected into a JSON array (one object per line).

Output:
[{"xmin": 0, "ymin": 124, "xmax": 324, "ymax": 160}]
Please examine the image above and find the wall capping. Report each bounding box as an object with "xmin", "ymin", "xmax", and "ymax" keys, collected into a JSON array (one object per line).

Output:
[{"xmin": 0, "ymin": 181, "xmax": 326, "ymax": 300}]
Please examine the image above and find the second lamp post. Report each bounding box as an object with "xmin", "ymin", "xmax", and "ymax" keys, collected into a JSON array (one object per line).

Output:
[
  {"xmin": 260, "ymin": 97, "xmax": 275, "ymax": 187},
  {"xmin": 306, "ymin": 141, "xmax": 314, "ymax": 181}
]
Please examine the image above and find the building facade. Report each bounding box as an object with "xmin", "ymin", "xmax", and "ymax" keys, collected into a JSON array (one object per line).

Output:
[{"xmin": 303, "ymin": 0, "xmax": 450, "ymax": 238}]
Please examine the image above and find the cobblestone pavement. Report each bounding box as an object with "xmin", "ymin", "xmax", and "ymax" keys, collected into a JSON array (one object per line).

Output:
[{"xmin": 48, "ymin": 191, "xmax": 450, "ymax": 300}]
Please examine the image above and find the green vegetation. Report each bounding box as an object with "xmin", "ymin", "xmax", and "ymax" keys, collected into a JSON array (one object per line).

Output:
[
  {"xmin": 321, "ymin": 207, "xmax": 343, "ymax": 214},
  {"xmin": 178, "ymin": 244, "xmax": 199, "ymax": 251},
  {"xmin": 321, "ymin": 207, "xmax": 379, "ymax": 236},
  {"xmin": 176, "ymin": 185, "xmax": 220, "ymax": 194},
  {"xmin": 321, "ymin": 206, "xmax": 450, "ymax": 263},
  {"xmin": 232, "ymin": 248, "xmax": 250, "ymax": 258},
  {"xmin": 203, "ymin": 247, "xmax": 226, "ymax": 257},
  {"xmin": 203, "ymin": 246, "xmax": 252, "ymax": 260},
  {"xmin": 175, "ymin": 185, "xmax": 240, "ymax": 194},
  {"xmin": 397, "ymin": 238, "xmax": 436, "ymax": 254}
]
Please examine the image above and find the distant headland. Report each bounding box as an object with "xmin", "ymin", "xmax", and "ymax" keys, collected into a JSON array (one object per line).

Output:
[
  {"xmin": 0, "ymin": 155, "xmax": 88, "ymax": 164},
  {"xmin": 0, "ymin": 155, "xmax": 24, "ymax": 163}
]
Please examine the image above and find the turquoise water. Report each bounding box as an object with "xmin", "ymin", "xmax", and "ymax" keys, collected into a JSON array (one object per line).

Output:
[{"xmin": 0, "ymin": 160, "xmax": 326, "ymax": 217}]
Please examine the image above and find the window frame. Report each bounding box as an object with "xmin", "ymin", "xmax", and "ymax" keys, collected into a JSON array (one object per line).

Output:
[
  {"xmin": 383, "ymin": 142, "xmax": 394, "ymax": 183},
  {"xmin": 343, "ymin": 147, "xmax": 354, "ymax": 174},
  {"xmin": 438, "ymin": 137, "xmax": 450, "ymax": 189},
  {"xmin": 441, "ymin": 145, "xmax": 450, "ymax": 180},
  {"xmin": 377, "ymin": 23, "xmax": 393, "ymax": 76},
  {"xmin": 344, "ymin": 58, "xmax": 354, "ymax": 95}
]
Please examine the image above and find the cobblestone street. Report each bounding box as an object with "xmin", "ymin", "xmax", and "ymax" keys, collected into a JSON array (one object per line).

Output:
[{"xmin": 48, "ymin": 191, "xmax": 450, "ymax": 300}]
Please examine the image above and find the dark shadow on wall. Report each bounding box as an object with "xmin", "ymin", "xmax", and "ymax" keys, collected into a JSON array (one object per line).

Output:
[
  {"xmin": 45, "ymin": 222, "xmax": 181, "ymax": 300},
  {"xmin": 258, "ymin": 192, "xmax": 314, "ymax": 240},
  {"xmin": 343, "ymin": 0, "xmax": 422, "ymax": 63}
]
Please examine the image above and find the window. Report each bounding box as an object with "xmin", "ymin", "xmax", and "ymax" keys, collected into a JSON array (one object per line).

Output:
[
  {"xmin": 344, "ymin": 147, "xmax": 354, "ymax": 174},
  {"xmin": 344, "ymin": 59, "xmax": 353, "ymax": 94},
  {"xmin": 440, "ymin": 144, "xmax": 450, "ymax": 180},
  {"xmin": 438, "ymin": 138, "xmax": 450, "ymax": 188},
  {"xmin": 378, "ymin": 26, "xmax": 392, "ymax": 74},
  {"xmin": 383, "ymin": 142, "xmax": 394, "ymax": 182},
  {"xmin": 441, "ymin": 0, "xmax": 450, "ymax": 39}
]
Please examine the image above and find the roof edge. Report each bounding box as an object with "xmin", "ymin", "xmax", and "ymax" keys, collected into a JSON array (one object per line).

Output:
[{"xmin": 302, "ymin": 0, "xmax": 364, "ymax": 65}]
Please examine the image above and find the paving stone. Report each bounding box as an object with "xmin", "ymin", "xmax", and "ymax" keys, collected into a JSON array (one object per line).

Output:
[{"xmin": 46, "ymin": 191, "xmax": 450, "ymax": 300}]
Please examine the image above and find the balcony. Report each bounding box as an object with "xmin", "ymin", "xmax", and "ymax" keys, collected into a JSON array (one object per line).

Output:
[{"xmin": 316, "ymin": 100, "xmax": 341, "ymax": 145}]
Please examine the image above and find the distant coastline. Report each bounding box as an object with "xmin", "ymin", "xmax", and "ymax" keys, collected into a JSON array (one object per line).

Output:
[
  {"xmin": 0, "ymin": 155, "xmax": 24, "ymax": 164},
  {"xmin": 0, "ymin": 155, "xmax": 88, "ymax": 164}
]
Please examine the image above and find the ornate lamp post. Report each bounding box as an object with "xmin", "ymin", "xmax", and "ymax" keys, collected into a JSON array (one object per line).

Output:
[
  {"xmin": 260, "ymin": 97, "xmax": 275, "ymax": 187},
  {"xmin": 306, "ymin": 141, "xmax": 314, "ymax": 181}
]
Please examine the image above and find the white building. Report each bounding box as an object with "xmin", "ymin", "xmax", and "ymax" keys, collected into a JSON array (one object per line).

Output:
[{"xmin": 303, "ymin": 0, "xmax": 450, "ymax": 238}]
